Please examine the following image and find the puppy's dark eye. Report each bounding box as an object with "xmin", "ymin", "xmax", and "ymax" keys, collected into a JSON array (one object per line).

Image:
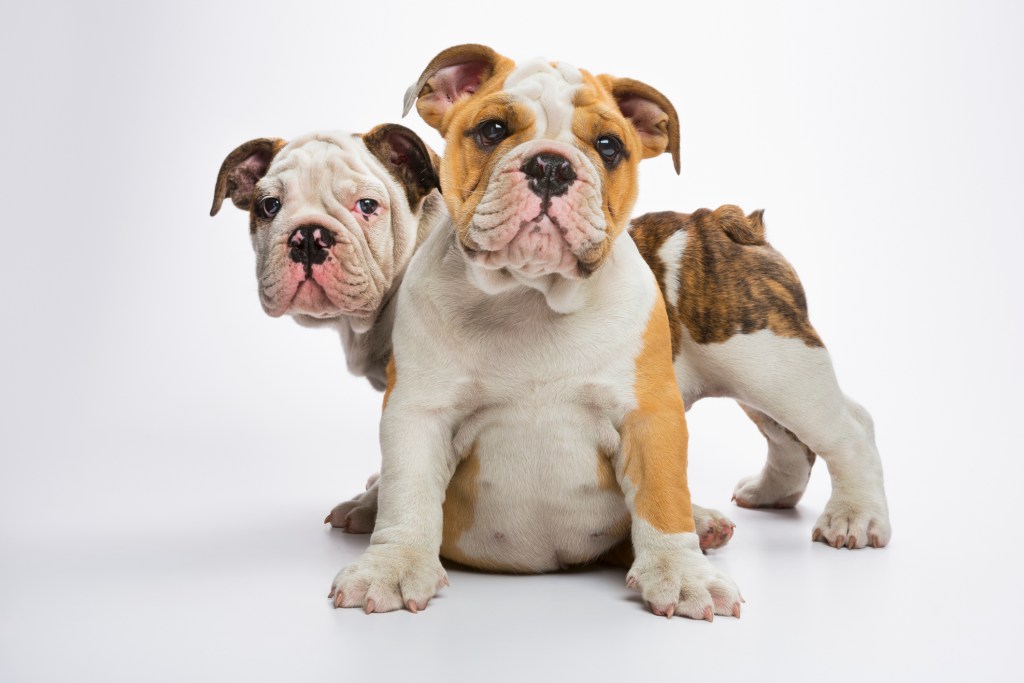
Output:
[
  {"xmin": 259, "ymin": 197, "xmax": 281, "ymax": 218},
  {"xmin": 476, "ymin": 120, "xmax": 509, "ymax": 146},
  {"xmin": 595, "ymin": 135, "xmax": 624, "ymax": 168},
  {"xmin": 357, "ymin": 198, "xmax": 379, "ymax": 216}
]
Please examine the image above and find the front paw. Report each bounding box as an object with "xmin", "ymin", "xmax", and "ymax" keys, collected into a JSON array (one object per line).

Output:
[
  {"xmin": 324, "ymin": 474, "xmax": 379, "ymax": 533},
  {"xmin": 329, "ymin": 545, "xmax": 448, "ymax": 613},
  {"xmin": 812, "ymin": 496, "xmax": 891, "ymax": 549},
  {"xmin": 627, "ymin": 534, "xmax": 742, "ymax": 620}
]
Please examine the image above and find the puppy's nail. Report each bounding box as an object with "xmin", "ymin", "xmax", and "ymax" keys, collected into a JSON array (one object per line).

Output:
[
  {"xmin": 406, "ymin": 600, "xmax": 419, "ymax": 613},
  {"xmin": 847, "ymin": 536, "xmax": 857, "ymax": 549},
  {"xmin": 811, "ymin": 529, "xmax": 822, "ymax": 542},
  {"xmin": 626, "ymin": 576, "xmax": 639, "ymax": 590},
  {"xmin": 665, "ymin": 603, "xmax": 675, "ymax": 619},
  {"xmin": 364, "ymin": 599, "xmax": 376, "ymax": 614},
  {"xmin": 324, "ymin": 514, "xmax": 332, "ymax": 524},
  {"xmin": 703, "ymin": 607, "xmax": 714, "ymax": 622},
  {"xmin": 732, "ymin": 603, "xmax": 741, "ymax": 618},
  {"xmin": 334, "ymin": 591, "xmax": 345, "ymax": 609}
]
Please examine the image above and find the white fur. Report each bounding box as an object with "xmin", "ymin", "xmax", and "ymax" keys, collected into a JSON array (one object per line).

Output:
[
  {"xmin": 626, "ymin": 520, "xmax": 740, "ymax": 619},
  {"xmin": 676, "ymin": 326, "xmax": 891, "ymax": 548},
  {"xmin": 656, "ymin": 230, "xmax": 687, "ymax": 308},
  {"xmin": 504, "ymin": 58, "xmax": 582, "ymax": 142}
]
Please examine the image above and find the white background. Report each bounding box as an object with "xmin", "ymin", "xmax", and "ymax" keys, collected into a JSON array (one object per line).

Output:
[{"xmin": 2, "ymin": 1, "xmax": 1022, "ymax": 681}]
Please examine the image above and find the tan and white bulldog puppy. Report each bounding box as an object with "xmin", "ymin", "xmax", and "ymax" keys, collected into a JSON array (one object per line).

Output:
[
  {"xmin": 330, "ymin": 52, "xmax": 892, "ymax": 555},
  {"xmin": 329, "ymin": 45, "xmax": 743, "ymax": 620},
  {"xmin": 210, "ymin": 125, "xmax": 444, "ymax": 390}
]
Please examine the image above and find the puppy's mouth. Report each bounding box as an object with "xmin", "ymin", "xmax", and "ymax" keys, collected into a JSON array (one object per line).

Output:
[
  {"xmin": 462, "ymin": 202, "xmax": 606, "ymax": 280},
  {"xmin": 258, "ymin": 230, "xmax": 384, "ymax": 321},
  {"xmin": 460, "ymin": 143, "xmax": 609, "ymax": 280},
  {"xmin": 288, "ymin": 279, "xmax": 338, "ymax": 318}
]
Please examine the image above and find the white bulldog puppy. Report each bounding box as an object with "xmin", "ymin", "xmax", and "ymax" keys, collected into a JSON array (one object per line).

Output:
[
  {"xmin": 330, "ymin": 45, "xmax": 743, "ymax": 620},
  {"xmin": 210, "ymin": 125, "xmax": 445, "ymax": 390}
]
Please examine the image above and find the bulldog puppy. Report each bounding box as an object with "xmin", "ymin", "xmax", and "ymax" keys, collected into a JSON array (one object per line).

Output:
[
  {"xmin": 630, "ymin": 208, "xmax": 892, "ymax": 550},
  {"xmin": 210, "ymin": 125, "xmax": 444, "ymax": 391},
  {"xmin": 329, "ymin": 45, "xmax": 742, "ymax": 620}
]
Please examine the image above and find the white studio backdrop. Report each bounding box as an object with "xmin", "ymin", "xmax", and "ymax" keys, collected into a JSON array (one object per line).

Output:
[{"xmin": 1, "ymin": 1, "xmax": 1022, "ymax": 681}]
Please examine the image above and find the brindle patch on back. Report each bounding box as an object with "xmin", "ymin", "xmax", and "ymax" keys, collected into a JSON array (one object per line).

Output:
[{"xmin": 630, "ymin": 206, "xmax": 824, "ymax": 351}]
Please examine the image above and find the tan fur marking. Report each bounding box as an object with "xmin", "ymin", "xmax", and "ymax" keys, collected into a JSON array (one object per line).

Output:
[
  {"xmin": 381, "ymin": 357, "xmax": 396, "ymax": 411},
  {"xmin": 598, "ymin": 538, "xmax": 635, "ymax": 568},
  {"xmin": 596, "ymin": 449, "xmax": 622, "ymax": 492},
  {"xmin": 630, "ymin": 206, "xmax": 824, "ymax": 350},
  {"xmin": 621, "ymin": 289, "xmax": 695, "ymax": 534},
  {"xmin": 438, "ymin": 444, "xmax": 490, "ymax": 567}
]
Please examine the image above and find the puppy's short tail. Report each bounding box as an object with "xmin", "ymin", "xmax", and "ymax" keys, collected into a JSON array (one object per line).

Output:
[{"xmin": 713, "ymin": 205, "xmax": 766, "ymax": 245}]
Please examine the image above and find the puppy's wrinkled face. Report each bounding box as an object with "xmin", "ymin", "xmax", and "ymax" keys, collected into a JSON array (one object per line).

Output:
[
  {"xmin": 406, "ymin": 45, "xmax": 680, "ymax": 280},
  {"xmin": 211, "ymin": 126, "xmax": 438, "ymax": 329}
]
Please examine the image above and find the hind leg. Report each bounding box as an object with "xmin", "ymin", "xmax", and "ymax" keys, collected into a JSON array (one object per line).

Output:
[
  {"xmin": 732, "ymin": 404, "xmax": 816, "ymax": 509},
  {"xmin": 743, "ymin": 350, "xmax": 890, "ymax": 549},
  {"xmin": 696, "ymin": 331, "xmax": 891, "ymax": 549},
  {"xmin": 799, "ymin": 396, "xmax": 891, "ymax": 549}
]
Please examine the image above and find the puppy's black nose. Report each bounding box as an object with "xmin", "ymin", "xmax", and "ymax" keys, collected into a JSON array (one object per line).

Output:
[
  {"xmin": 288, "ymin": 225, "xmax": 336, "ymax": 276},
  {"xmin": 521, "ymin": 153, "xmax": 576, "ymax": 199}
]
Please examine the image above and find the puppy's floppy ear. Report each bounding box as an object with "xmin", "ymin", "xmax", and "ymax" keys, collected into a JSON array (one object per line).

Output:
[
  {"xmin": 362, "ymin": 124, "xmax": 441, "ymax": 208},
  {"xmin": 210, "ymin": 138, "xmax": 286, "ymax": 216},
  {"xmin": 403, "ymin": 44, "xmax": 509, "ymax": 131},
  {"xmin": 597, "ymin": 76, "xmax": 681, "ymax": 174}
]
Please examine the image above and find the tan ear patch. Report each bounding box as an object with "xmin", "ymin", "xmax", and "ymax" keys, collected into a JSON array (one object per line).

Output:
[{"xmin": 620, "ymin": 289, "xmax": 695, "ymax": 535}]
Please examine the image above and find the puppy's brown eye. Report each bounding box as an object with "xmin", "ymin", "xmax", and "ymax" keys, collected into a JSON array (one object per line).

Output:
[
  {"xmin": 595, "ymin": 135, "xmax": 624, "ymax": 169},
  {"xmin": 259, "ymin": 197, "xmax": 281, "ymax": 218},
  {"xmin": 357, "ymin": 198, "xmax": 379, "ymax": 216},
  {"xmin": 476, "ymin": 120, "xmax": 508, "ymax": 146}
]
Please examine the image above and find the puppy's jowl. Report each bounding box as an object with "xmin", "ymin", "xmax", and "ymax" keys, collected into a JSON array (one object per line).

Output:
[
  {"xmin": 330, "ymin": 45, "xmax": 743, "ymax": 620},
  {"xmin": 211, "ymin": 125, "xmax": 444, "ymax": 390}
]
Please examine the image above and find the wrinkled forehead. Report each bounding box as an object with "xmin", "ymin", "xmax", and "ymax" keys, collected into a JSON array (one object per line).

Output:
[
  {"xmin": 487, "ymin": 58, "xmax": 619, "ymax": 142},
  {"xmin": 501, "ymin": 58, "xmax": 586, "ymax": 138},
  {"xmin": 260, "ymin": 131, "xmax": 383, "ymax": 196}
]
